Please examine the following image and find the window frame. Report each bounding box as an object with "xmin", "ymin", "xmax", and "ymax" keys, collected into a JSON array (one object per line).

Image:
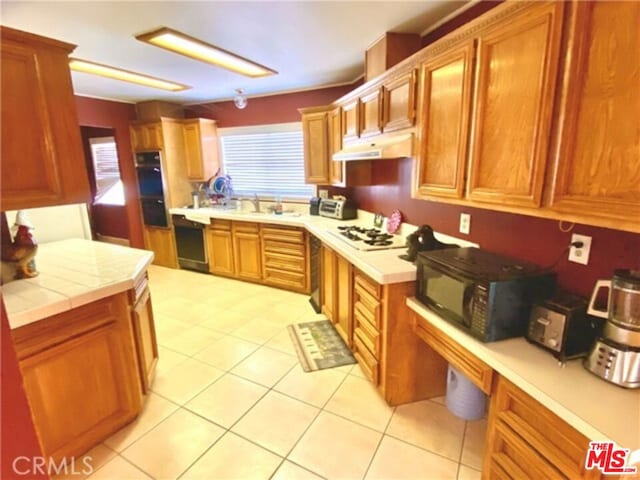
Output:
[{"xmin": 218, "ymin": 122, "xmax": 316, "ymax": 203}]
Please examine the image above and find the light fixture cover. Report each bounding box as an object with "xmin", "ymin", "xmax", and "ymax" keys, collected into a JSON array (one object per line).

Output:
[
  {"xmin": 69, "ymin": 58, "xmax": 190, "ymax": 91},
  {"xmin": 136, "ymin": 27, "xmax": 277, "ymax": 78},
  {"xmin": 234, "ymin": 89, "xmax": 248, "ymax": 109}
]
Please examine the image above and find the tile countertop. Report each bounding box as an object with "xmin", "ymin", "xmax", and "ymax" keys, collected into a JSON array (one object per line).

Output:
[
  {"xmin": 406, "ymin": 297, "xmax": 640, "ymax": 450},
  {"xmin": 3, "ymin": 239, "xmax": 154, "ymax": 329},
  {"xmin": 169, "ymin": 207, "xmax": 477, "ymax": 285}
]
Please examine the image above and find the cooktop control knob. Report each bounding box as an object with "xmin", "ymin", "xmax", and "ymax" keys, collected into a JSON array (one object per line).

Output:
[{"xmin": 547, "ymin": 338, "xmax": 558, "ymax": 348}]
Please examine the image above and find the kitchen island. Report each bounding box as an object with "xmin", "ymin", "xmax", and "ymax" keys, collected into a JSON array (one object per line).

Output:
[{"xmin": 4, "ymin": 239, "xmax": 156, "ymax": 462}]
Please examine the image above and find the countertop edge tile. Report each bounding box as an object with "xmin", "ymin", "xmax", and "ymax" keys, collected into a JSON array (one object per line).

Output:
[
  {"xmin": 406, "ymin": 297, "xmax": 640, "ymax": 450},
  {"xmin": 6, "ymin": 239, "xmax": 154, "ymax": 329}
]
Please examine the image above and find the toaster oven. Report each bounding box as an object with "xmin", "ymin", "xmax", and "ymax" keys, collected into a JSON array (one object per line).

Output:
[{"xmin": 318, "ymin": 198, "xmax": 357, "ymax": 220}]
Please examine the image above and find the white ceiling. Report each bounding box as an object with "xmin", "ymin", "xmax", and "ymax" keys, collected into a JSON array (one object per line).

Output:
[{"xmin": 2, "ymin": 1, "xmax": 468, "ymax": 105}]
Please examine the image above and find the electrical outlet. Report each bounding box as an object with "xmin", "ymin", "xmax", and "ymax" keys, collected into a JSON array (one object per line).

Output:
[
  {"xmin": 568, "ymin": 234, "xmax": 592, "ymax": 265},
  {"xmin": 459, "ymin": 213, "xmax": 471, "ymax": 235},
  {"xmin": 318, "ymin": 189, "xmax": 329, "ymax": 200}
]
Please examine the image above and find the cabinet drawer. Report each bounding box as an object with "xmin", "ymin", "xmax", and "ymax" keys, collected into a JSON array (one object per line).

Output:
[
  {"xmin": 354, "ymin": 324, "xmax": 380, "ymax": 359},
  {"xmin": 492, "ymin": 377, "xmax": 596, "ymax": 479},
  {"xmin": 353, "ymin": 334, "xmax": 379, "ymax": 385},
  {"xmin": 263, "ymin": 268, "xmax": 307, "ymax": 291},
  {"xmin": 354, "ymin": 299, "xmax": 381, "ymax": 330},
  {"xmin": 490, "ymin": 421, "xmax": 563, "ymax": 480},
  {"xmin": 209, "ymin": 219, "xmax": 231, "ymax": 231},
  {"xmin": 354, "ymin": 271, "xmax": 381, "ymax": 298},
  {"xmin": 263, "ymin": 239, "xmax": 306, "ymax": 257},
  {"xmin": 232, "ymin": 221, "xmax": 259, "ymax": 233},
  {"xmin": 264, "ymin": 252, "xmax": 306, "ymax": 273},
  {"xmin": 262, "ymin": 227, "xmax": 305, "ymax": 244},
  {"xmin": 412, "ymin": 313, "xmax": 493, "ymax": 394}
]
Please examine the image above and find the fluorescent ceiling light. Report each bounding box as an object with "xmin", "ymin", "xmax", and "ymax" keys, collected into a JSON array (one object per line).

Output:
[
  {"xmin": 69, "ymin": 58, "xmax": 190, "ymax": 91},
  {"xmin": 136, "ymin": 27, "xmax": 277, "ymax": 78}
]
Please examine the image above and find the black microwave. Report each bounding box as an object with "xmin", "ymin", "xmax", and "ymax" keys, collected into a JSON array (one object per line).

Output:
[{"xmin": 416, "ymin": 247, "xmax": 556, "ymax": 342}]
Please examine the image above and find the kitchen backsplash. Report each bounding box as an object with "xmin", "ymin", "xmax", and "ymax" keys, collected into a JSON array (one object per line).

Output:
[{"xmin": 346, "ymin": 157, "xmax": 640, "ymax": 298}]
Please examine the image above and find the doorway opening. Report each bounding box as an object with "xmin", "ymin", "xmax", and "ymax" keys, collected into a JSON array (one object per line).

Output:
[{"xmin": 80, "ymin": 126, "xmax": 130, "ymax": 245}]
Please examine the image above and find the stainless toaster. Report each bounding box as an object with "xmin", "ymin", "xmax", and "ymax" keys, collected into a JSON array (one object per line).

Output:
[{"xmin": 526, "ymin": 294, "xmax": 603, "ymax": 362}]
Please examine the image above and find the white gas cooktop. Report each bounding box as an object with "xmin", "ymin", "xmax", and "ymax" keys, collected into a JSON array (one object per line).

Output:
[{"xmin": 326, "ymin": 225, "xmax": 407, "ymax": 251}]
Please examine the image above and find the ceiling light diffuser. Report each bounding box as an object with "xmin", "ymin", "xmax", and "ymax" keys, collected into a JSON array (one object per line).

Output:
[
  {"xmin": 69, "ymin": 58, "xmax": 190, "ymax": 91},
  {"xmin": 136, "ymin": 27, "xmax": 277, "ymax": 78}
]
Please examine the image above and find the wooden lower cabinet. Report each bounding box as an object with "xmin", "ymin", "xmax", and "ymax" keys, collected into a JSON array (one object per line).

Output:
[
  {"xmin": 262, "ymin": 225, "xmax": 309, "ymax": 293},
  {"xmin": 11, "ymin": 293, "xmax": 143, "ymax": 462},
  {"xmin": 335, "ymin": 255, "xmax": 352, "ymax": 345},
  {"xmin": 483, "ymin": 376, "xmax": 603, "ymax": 480},
  {"xmin": 232, "ymin": 222, "xmax": 262, "ymax": 282},
  {"xmin": 130, "ymin": 278, "xmax": 158, "ymax": 395},
  {"xmin": 413, "ymin": 311, "xmax": 493, "ymax": 394},
  {"xmin": 352, "ymin": 270, "xmax": 448, "ymax": 405},
  {"xmin": 206, "ymin": 220, "xmax": 234, "ymax": 276},
  {"xmin": 143, "ymin": 226, "xmax": 178, "ymax": 268},
  {"xmin": 321, "ymin": 245, "xmax": 337, "ymax": 322}
]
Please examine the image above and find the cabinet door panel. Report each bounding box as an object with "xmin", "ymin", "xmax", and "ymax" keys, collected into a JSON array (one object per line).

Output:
[
  {"xmin": 383, "ymin": 69, "xmax": 417, "ymax": 133},
  {"xmin": 335, "ymin": 254, "xmax": 352, "ymax": 346},
  {"xmin": 342, "ymin": 99, "xmax": 361, "ymax": 143},
  {"xmin": 207, "ymin": 228, "xmax": 234, "ymax": 276},
  {"xmin": 132, "ymin": 287, "xmax": 158, "ymax": 394},
  {"xmin": 144, "ymin": 226, "xmax": 177, "ymax": 268},
  {"xmin": 467, "ymin": 2, "xmax": 564, "ymax": 207},
  {"xmin": 302, "ymin": 110, "xmax": 330, "ymax": 184},
  {"xmin": 415, "ymin": 41, "xmax": 474, "ymax": 199},
  {"xmin": 329, "ymin": 107, "xmax": 344, "ymax": 185},
  {"xmin": 360, "ymin": 88, "xmax": 383, "ymax": 138},
  {"xmin": 233, "ymin": 232, "xmax": 262, "ymax": 281},
  {"xmin": 321, "ymin": 246, "xmax": 336, "ymax": 322},
  {"xmin": 548, "ymin": 2, "xmax": 640, "ymax": 228},
  {"xmin": 1, "ymin": 32, "xmax": 90, "ymax": 210}
]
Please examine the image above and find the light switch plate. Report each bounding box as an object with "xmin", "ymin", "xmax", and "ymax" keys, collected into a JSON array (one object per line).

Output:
[
  {"xmin": 569, "ymin": 234, "xmax": 592, "ymax": 265},
  {"xmin": 318, "ymin": 189, "xmax": 329, "ymax": 199},
  {"xmin": 459, "ymin": 213, "xmax": 471, "ymax": 235}
]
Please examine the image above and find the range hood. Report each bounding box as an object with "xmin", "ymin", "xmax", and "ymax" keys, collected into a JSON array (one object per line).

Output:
[{"xmin": 332, "ymin": 133, "xmax": 414, "ymax": 161}]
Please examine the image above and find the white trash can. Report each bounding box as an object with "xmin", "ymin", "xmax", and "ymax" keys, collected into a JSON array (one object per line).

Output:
[{"xmin": 445, "ymin": 364, "xmax": 486, "ymax": 421}]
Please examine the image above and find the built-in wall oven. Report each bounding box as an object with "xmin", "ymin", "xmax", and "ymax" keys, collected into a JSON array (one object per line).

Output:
[
  {"xmin": 135, "ymin": 151, "xmax": 168, "ymax": 227},
  {"xmin": 172, "ymin": 214, "xmax": 208, "ymax": 273}
]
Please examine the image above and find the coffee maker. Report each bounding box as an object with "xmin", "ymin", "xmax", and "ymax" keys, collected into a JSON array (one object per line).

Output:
[{"xmin": 584, "ymin": 269, "xmax": 640, "ymax": 388}]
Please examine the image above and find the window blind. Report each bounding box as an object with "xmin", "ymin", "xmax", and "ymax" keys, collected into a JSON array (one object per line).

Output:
[
  {"xmin": 220, "ymin": 125, "xmax": 315, "ymax": 199},
  {"xmin": 89, "ymin": 136, "xmax": 125, "ymax": 205}
]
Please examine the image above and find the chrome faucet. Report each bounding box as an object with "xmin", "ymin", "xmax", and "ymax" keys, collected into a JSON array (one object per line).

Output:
[
  {"xmin": 239, "ymin": 194, "xmax": 261, "ymax": 212},
  {"xmin": 251, "ymin": 193, "xmax": 261, "ymax": 213}
]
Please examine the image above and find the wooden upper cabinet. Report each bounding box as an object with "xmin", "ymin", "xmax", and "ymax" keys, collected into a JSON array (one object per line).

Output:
[
  {"xmin": 341, "ymin": 99, "xmax": 361, "ymax": 143},
  {"xmin": 301, "ymin": 107, "xmax": 330, "ymax": 184},
  {"xmin": 383, "ymin": 69, "xmax": 418, "ymax": 133},
  {"xmin": 328, "ymin": 107, "xmax": 344, "ymax": 185},
  {"xmin": 360, "ymin": 88, "xmax": 383, "ymax": 138},
  {"xmin": 1, "ymin": 26, "xmax": 90, "ymax": 210},
  {"xmin": 466, "ymin": 1, "xmax": 564, "ymax": 208},
  {"xmin": 131, "ymin": 122, "xmax": 163, "ymax": 151},
  {"xmin": 415, "ymin": 41, "xmax": 475, "ymax": 199},
  {"xmin": 547, "ymin": 1, "xmax": 640, "ymax": 231},
  {"xmin": 183, "ymin": 118, "xmax": 219, "ymax": 181}
]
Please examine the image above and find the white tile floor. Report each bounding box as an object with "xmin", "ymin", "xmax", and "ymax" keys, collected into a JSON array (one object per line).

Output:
[{"xmin": 77, "ymin": 265, "xmax": 486, "ymax": 480}]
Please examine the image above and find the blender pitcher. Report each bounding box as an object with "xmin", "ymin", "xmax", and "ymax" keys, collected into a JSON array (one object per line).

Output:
[{"xmin": 588, "ymin": 269, "xmax": 640, "ymax": 344}]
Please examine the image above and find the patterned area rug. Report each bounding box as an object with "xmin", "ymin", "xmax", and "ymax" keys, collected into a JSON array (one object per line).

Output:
[{"xmin": 287, "ymin": 320, "xmax": 356, "ymax": 372}]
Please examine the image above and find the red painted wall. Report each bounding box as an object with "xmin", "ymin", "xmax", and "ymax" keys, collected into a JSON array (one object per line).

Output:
[
  {"xmin": 350, "ymin": 158, "xmax": 640, "ymax": 298},
  {"xmin": 74, "ymin": 96, "xmax": 143, "ymax": 248},
  {"xmin": 1, "ymin": 299, "xmax": 48, "ymax": 480},
  {"xmin": 185, "ymin": 84, "xmax": 357, "ymax": 127}
]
